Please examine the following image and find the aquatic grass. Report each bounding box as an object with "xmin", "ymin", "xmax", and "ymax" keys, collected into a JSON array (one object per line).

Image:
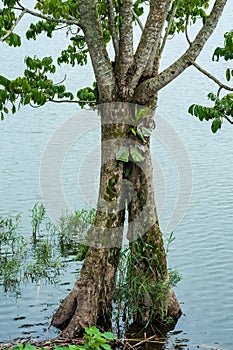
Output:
[
  {"xmin": 0, "ymin": 204, "xmax": 97, "ymax": 296},
  {"xmin": 0, "ymin": 208, "xmax": 64, "ymax": 295},
  {"xmin": 113, "ymin": 236, "xmax": 181, "ymax": 329},
  {"xmin": 31, "ymin": 202, "xmax": 46, "ymax": 240},
  {"xmin": 57, "ymin": 208, "xmax": 96, "ymax": 259}
]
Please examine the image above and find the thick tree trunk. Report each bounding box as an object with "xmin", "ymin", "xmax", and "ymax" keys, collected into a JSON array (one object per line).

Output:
[
  {"xmin": 51, "ymin": 105, "xmax": 127, "ymax": 337},
  {"xmin": 52, "ymin": 103, "xmax": 181, "ymax": 337}
]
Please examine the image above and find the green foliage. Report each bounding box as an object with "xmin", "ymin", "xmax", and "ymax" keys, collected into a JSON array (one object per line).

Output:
[
  {"xmin": 188, "ymin": 93, "xmax": 233, "ymax": 132},
  {"xmin": 34, "ymin": 0, "xmax": 75, "ymax": 20},
  {"xmin": 82, "ymin": 326, "xmax": 114, "ymax": 350},
  {"xmin": 116, "ymin": 144, "xmax": 145, "ymax": 163},
  {"xmin": 31, "ymin": 202, "xmax": 46, "ymax": 238},
  {"xmin": 212, "ymin": 30, "xmax": 233, "ymax": 82},
  {"xmin": 0, "ymin": 206, "xmax": 63, "ymax": 295},
  {"xmin": 116, "ymin": 146, "xmax": 129, "ymax": 163},
  {"xmin": 8, "ymin": 327, "xmax": 114, "ymax": 350},
  {"xmin": 0, "ymin": 7, "xmax": 21, "ymax": 46},
  {"xmin": 189, "ymin": 30, "xmax": 233, "ymax": 131},
  {"xmin": 0, "ymin": 55, "xmax": 76, "ymax": 119},
  {"xmin": 76, "ymin": 83, "xmax": 97, "ymax": 108},
  {"xmin": 26, "ymin": 21, "xmax": 58, "ymax": 40},
  {"xmin": 0, "ymin": 204, "xmax": 97, "ymax": 295},
  {"xmin": 133, "ymin": 0, "xmax": 145, "ymax": 18},
  {"xmin": 168, "ymin": 0, "xmax": 210, "ymax": 35},
  {"xmin": 57, "ymin": 35, "xmax": 88, "ymax": 67},
  {"xmin": 212, "ymin": 30, "xmax": 233, "ymax": 61}
]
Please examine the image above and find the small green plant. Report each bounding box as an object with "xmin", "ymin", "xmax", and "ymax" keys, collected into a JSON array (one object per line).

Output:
[
  {"xmin": 31, "ymin": 202, "xmax": 46, "ymax": 239},
  {"xmin": 8, "ymin": 326, "xmax": 114, "ymax": 350},
  {"xmin": 81, "ymin": 326, "xmax": 114, "ymax": 350}
]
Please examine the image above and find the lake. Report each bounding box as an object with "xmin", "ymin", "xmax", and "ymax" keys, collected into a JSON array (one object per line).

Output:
[{"xmin": 0, "ymin": 1, "xmax": 233, "ymax": 348}]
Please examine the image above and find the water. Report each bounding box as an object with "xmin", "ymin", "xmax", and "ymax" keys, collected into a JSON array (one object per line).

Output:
[{"xmin": 1, "ymin": 1, "xmax": 233, "ymax": 348}]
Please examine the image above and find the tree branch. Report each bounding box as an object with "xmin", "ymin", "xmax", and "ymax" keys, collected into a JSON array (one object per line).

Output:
[
  {"xmin": 46, "ymin": 96, "xmax": 95, "ymax": 105},
  {"xmin": 116, "ymin": 0, "xmax": 134, "ymax": 91},
  {"xmin": 225, "ymin": 115, "xmax": 233, "ymax": 124},
  {"xmin": 134, "ymin": 0, "xmax": 228, "ymax": 105},
  {"xmin": 13, "ymin": 4, "xmax": 80, "ymax": 26},
  {"xmin": 191, "ymin": 60, "xmax": 233, "ymax": 92},
  {"xmin": 131, "ymin": 8, "xmax": 144, "ymax": 31},
  {"xmin": 0, "ymin": 9, "xmax": 26, "ymax": 42},
  {"xmin": 184, "ymin": 15, "xmax": 191, "ymax": 46},
  {"xmin": 106, "ymin": 0, "xmax": 119, "ymax": 59},
  {"xmin": 144, "ymin": 0, "xmax": 177, "ymax": 78},
  {"xmin": 159, "ymin": 0, "xmax": 179, "ymax": 57},
  {"xmin": 128, "ymin": 0, "xmax": 172, "ymax": 92},
  {"xmin": 78, "ymin": 0, "xmax": 115, "ymax": 101}
]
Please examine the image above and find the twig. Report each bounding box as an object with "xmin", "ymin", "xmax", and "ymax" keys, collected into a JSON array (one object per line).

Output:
[
  {"xmin": 131, "ymin": 8, "xmax": 144, "ymax": 31},
  {"xmin": 46, "ymin": 96, "xmax": 96, "ymax": 105},
  {"xmin": 12, "ymin": 4, "xmax": 80, "ymax": 27},
  {"xmin": 159, "ymin": 0, "xmax": 178, "ymax": 56},
  {"xmin": 185, "ymin": 14, "xmax": 191, "ymax": 45},
  {"xmin": 127, "ymin": 334, "xmax": 163, "ymax": 348},
  {"xmin": 191, "ymin": 60, "xmax": 233, "ymax": 92},
  {"xmin": 53, "ymin": 74, "xmax": 67, "ymax": 86},
  {"xmin": 0, "ymin": 9, "xmax": 26, "ymax": 42},
  {"xmin": 225, "ymin": 115, "xmax": 233, "ymax": 124},
  {"xmin": 106, "ymin": 0, "xmax": 119, "ymax": 58}
]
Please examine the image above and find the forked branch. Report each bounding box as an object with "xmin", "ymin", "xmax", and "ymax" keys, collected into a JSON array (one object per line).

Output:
[
  {"xmin": 134, "ymin": 0, "xmax": 228, "ymax": 105},
  {"xmin": 128, "ymin": 0, "xmax": 172, "ymax": 91}
]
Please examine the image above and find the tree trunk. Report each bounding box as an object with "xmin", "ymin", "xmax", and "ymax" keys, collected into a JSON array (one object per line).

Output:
[
  {"xmin": 51, "ymin": 103, "xmax": 181, "ymax": 337},
  {"xmin": 51, "ymin": 104, "xmax": 128, "ymax": 337},
  {"xmin": 127, "ymin": 143, "xmax": 181, "ymax": 325}
]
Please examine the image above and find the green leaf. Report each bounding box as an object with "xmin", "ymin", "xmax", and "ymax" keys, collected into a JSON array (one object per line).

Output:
[
  {"xmin": 136, "ymin": 125, "xmax": 146, "ymax": 143},
  {"xmin": 141, "ymin": 126, "xmax": 152, "ymax": 137},
  {"xmin": 188, "ymin": 104, "xmax": 195, "ymax": 115},
  {"xmin": 226, "ymin": 68, "xmax": 231, "ymax": 81},
  {"xmin": 211, "ymin": 118, "xmax": 222, "ymax": 133},
  {"xmin": 116, "ymin": 146, "xmax": 129, "ymax": 162},
  {"xmin": 102, "ymin": 332, "xmax": 114, "ymax": 340},
  {"xmin": 130, "ymin": 127, "xmax": 136, "ymax": 136},
  {"xmin": 24, "ymin": 344, "xmax": 38, "ymax": 350},
  {"xmin": 130, "ymin": 145, "xmax": 144, "ymax": 162}
]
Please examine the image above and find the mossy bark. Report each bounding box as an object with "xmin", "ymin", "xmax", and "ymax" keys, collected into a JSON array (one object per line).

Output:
[
  {"xmin": 127, "ymin": 142, "xmax": 181, "ymax": 325},
  {"xmin": 51, "ymin": 105, "xmax": 128, "ymax": 337},
  {"xmin": 52, "ymin": 104, "xmax": 181, "ymax": 337}
]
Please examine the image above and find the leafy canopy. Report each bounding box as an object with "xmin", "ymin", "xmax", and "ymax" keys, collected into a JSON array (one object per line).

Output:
[{"xmin": 0, "ymin": 0, "xmax": 232, "ymax": 130}]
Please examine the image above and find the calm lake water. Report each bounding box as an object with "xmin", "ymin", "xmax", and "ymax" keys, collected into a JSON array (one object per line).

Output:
[{"xmin": 1, "ymin": 1, "xmax": 233, "ymax": 349}]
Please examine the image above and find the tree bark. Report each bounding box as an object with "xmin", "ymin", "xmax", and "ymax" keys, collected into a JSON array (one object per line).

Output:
[
  {"xmin": 51, "ymin": 103, "xmax": 181, "ymax": 337},
  {"xmin": 51, "ymin": 104, "xmax": 128, "ymax": 337},
  {"xmin": 127, "ymin": 143, "xmax": 181, "ymax": 324}
]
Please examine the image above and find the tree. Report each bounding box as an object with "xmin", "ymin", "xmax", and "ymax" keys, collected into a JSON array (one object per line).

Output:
[{"xmin": 0, "ymin": 0, "xmax": 232, "ymax": 338}]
